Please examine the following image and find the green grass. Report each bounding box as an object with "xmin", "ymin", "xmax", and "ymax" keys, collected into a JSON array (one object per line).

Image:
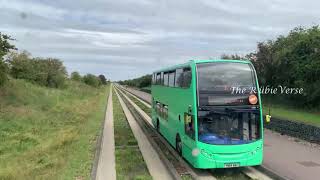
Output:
[
  {"xmin": 113, "ymin": 89, "xmax": 138, "ymax": 147},
  {"xmin": 0, "ymin": 79, "xmax": 109, "ymax": 180},
  {"xmin": 263, "ymin": 103, "xmax": 320, "ymax": 127},
  {"xmin": 112, "ymin": 88, "xmax": 152, "ymax": 180}
]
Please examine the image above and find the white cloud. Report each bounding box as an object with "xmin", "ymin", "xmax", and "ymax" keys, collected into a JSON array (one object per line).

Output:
[{"xmin": 1, "ymin": 0, "xmax": 320, "ymax": 80}]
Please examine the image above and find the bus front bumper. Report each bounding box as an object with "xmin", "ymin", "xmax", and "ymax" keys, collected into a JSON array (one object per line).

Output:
[{"xmin": 190, "ymin": 141, "xmax": 263, "ymax": 169}]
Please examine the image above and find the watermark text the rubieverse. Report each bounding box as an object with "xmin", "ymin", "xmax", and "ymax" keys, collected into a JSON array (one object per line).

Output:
[{"xmin": 231, "ymin": 85, "xmax": 303, "ymax": 95}]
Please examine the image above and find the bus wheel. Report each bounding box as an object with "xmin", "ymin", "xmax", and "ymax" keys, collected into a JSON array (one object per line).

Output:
[
  {"xmin": 156, "ymin": 119, "xmax": 160, "ymax": 132},
  {"xmin": 176, "ymin": 135, "xmax": 182, "ymax": 156}
]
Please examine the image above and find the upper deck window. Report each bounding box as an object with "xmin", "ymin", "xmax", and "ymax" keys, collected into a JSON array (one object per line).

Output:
[
  {"xmin": 168, "ymin": 71, "xmax": 175, "ymax": 87},
  {"xmin": 152, "ymin": 73, "xmax": 155, "ymax": 84},
  {"xmin": 196, "ymin": 62, "xmax": 257, "ymax": 106},
  {"xmin": 175, "ymin": 67, "xmax": 191, "ymax": 88},
  {"xmin": 161, "ymin": 72, "xmax": 164, "ymax": 85},
  {"xmin": 163, "ymin": 72, "xmax": 169, "ymax": 86},
  {"xmin": 156, "ymin": 73, "xmax": 161, "ymax": 85}
]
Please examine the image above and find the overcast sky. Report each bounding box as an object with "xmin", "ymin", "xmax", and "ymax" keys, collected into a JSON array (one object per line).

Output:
[{"xmin": 1, "ymin": 0, "xmax": 319, "ymax": 80}]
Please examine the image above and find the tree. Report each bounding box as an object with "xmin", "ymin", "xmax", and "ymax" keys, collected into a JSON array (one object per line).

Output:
[
  {"xmin": 249, "ymin": 26, "xmax": 320, "ymax": 106},
  {"xmin": 220, "ymin": 54, "xmax": 245, "ymax": 60},
  {"xmin": 119, "ymin": 74, "xmax": 152, "ymax": 88},
  {"xmin": 71, "ymin": 71, "xmax": 82, "ymax": 81},
  {"xmin": 98, "ymin": 74, "xmax": 107, "ymax": 85},
  {"xmin": 0, "ymin": 33, "xmax": 16, "ymax": 86},
  {"xmin": 8, "ymin": 51, "xmax": 67, "ymax": 88},
  {"xmin": 0, "ymin": 33, "xmax": 16, "ymax": 59},
  {"xmin": 83, "ymin": 74, "xmax": 100, "ymax": 87}
]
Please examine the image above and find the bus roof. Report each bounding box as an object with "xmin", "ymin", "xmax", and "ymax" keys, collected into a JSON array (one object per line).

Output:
[{"xmin": 153, "ymin": 59, "xmax": 252, "ymax": 73}]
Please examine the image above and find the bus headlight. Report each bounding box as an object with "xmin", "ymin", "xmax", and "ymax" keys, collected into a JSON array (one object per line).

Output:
[{"xmin": 192, "ymin": 148, "xmax": 200, "ymax": 157}]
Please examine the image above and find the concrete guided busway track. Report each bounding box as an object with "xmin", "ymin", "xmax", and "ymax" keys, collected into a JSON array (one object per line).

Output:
[
  {"xmin": 115, "ymin": 84, "xmax": 274, "ymax": 180},
  {"xmin": 120, "ymin": 84, "xmax": 320, "ymax": 180}
]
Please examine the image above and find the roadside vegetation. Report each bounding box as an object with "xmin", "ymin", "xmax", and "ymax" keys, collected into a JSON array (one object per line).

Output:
[
  {"xmin": 263, "ymin": 103, "xmax": 320, "ymax": 127},
  {"xmin": 0, "ymin": 79, "xmax": 109, "ymax": 179},
  {"xmin": 118, "ymin": 74, "xmax": 151, "ymax": 89},
  {"xmin": 0, "ymin": 32, "xmax": 110, "ymax": 179},
  {"xmin": 112, "ymin": 88, "xmax": 152, "ymax": 180},
  {"xmin": 222, "ymin": 26, "xmax": 320, "ymax": 110}
]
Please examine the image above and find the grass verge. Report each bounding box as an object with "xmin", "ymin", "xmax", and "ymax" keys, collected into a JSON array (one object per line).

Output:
[
  {"xmin": 112, "ymin": 88, "xmax": 152, "ymax": 180},
  {"xmin": 263, "ymin": 103, "xmax": 320, "ymax": 127},
  {"xmin": 0, "ymin": 79, "xmax": 109, "ymax": 179}
]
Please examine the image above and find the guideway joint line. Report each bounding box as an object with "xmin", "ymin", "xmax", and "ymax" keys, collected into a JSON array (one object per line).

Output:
[{"xmin": 114, "ymin": 87, "xmax": 174, "ymax": 180}]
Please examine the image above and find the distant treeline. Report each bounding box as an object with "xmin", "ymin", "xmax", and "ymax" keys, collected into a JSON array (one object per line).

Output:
[
  {"xmin": 120, "ymin": 26, "xmax": 320, "ymax": 108},
  {"xmin": 0, "ymin": 33, "xmax": 108, "ymax": 88},
  {"xmin": 118, "ymin": 74, "xmax": 152, "ymax": 88}
]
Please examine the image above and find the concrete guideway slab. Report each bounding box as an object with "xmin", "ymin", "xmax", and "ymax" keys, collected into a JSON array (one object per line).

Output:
[
  {"xmin": 116, "ymin": 86, "xmax": 153, "ymax": 127},
  {"xmin": 122, "ymin": 86, "xmax": 152, "ymax": 104},
  {"xmin": 119, "ymin": 86, "xmax": 151, "ymax": 109},
  {"xmin": 114, "ymin": 88, "xmax": 173, "ymax": 180},
  {"xmin": 96, "ymin": 86, "xmax": 116, "ymax": 180}
]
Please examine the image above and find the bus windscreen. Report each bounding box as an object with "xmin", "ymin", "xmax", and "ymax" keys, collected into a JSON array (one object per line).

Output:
[
  {"xmin": 196, "ymin": 62, "xmax": 261, "ymax": 145},
  {"xmin": 196, "ymin": 62, "xmax": 257, "ymax": 106}
]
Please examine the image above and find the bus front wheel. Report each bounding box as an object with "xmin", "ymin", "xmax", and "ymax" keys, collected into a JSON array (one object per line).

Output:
[{"xmin": 176, "ymin": 135, "xmax": 182, "ymax": 156}]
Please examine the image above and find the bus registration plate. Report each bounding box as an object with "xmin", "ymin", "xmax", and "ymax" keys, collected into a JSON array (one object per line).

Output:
[{"xmin": 224, "ymin": 163, "xmax": 240, "ymax": 168}]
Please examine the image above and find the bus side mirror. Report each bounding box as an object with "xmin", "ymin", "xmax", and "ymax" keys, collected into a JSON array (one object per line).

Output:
[{"xmin": 265, "ymin": 115, "xmax": 271, "ymax": 123}]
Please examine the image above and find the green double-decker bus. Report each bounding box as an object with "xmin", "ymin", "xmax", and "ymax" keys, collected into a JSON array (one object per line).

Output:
[{"xmin": 151, "ymin": 59, "xmax": 264, "ymax": 169}]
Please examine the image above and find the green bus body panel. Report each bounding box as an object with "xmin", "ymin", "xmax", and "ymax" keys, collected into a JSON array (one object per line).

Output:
[{"xmin": 151, "ymin": 59, "xmax": 264, "ymax": 169}]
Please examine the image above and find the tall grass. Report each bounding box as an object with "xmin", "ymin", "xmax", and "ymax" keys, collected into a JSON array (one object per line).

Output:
[{"xmin": 0, "ymin": 79, "xmax": 109, "ymax": 179}]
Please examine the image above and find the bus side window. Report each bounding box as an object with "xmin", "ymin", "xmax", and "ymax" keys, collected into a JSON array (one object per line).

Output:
[
  {"xmin": 175, "ymin": 68, "xmax": 183, "ymax": 87},
  {"xmin": 182, "ymin": 67, "xmax": 191, "ymax": 88},
  {"xmin": 156, "ymin": 73, "xmax": 161, "ymax": 85},
  {"xmin": 161, "ymin": 72, "xmax": 164, "ymax": 85},
  {"xmin": 163, "ymin": 72, "xmax": 169, "ymax": 86},
  {"xmin": 163, "ymin": 105, "xmax": 168, "ymax": 120},
  {"xmin": 156, "ymin": 102, "xmax": 161, "ymax": 114},
  {"xmin": 168, "ymin": 71, "xmax": 175, "ymax": 87},
  {"xmin": 175, "ymin": 67, "xmax": 191, "ymax": 88}
]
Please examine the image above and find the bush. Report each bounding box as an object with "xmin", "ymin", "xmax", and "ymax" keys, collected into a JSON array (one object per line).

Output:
[
  {"xmin": 0, "ymin": 61, "xmax": 8, "ymax": 86},
  {"xmin": 83, "ymin": 74, "xmax": 100, "ymax": 87},
  {"xmin": 98, "ymin": 74, "xmax": 107, "ymax": 85},
  {"xmin": 71, "ymin": 71, "xmax": 82, "ymax": 81},
  {"xmin": 119, "ymin": 74, "xmax": 152, "ymax": 88},
  {"xmin": 249, "ymin": 26, "xmax": 320, "ymax": 107},
  {"xmin": 8, "ymin": 51, "xmax": 67, "ymax": 88}
]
